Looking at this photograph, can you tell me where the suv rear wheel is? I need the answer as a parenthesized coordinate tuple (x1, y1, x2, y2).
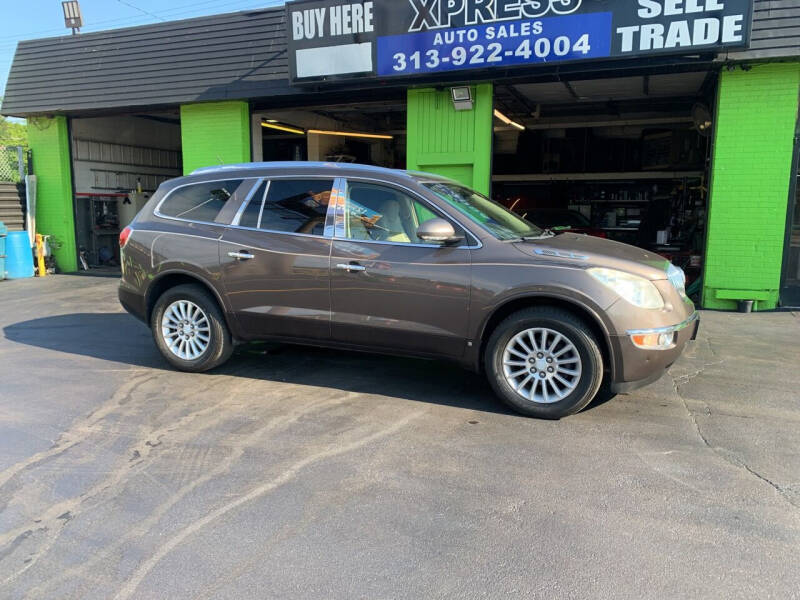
(151, 284, 233, 372)
(485, 307, 604, 419)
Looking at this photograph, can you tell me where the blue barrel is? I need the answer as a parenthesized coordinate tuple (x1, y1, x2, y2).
(0, 222, 6, 281)
(5, 231, 34, 279)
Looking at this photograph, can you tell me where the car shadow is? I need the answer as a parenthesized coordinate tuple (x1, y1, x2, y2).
(4, 312, 515, 416)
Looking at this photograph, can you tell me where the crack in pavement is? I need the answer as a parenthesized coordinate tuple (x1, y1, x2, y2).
(669, 364, 800, 513)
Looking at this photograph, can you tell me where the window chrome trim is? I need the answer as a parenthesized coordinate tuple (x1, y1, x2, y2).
(154, 177, 258, 226)
(256, 180, 271, 229)
(324, 177, 344, 238)
(335, 176, 483, 250)
(231, 178, 264, 227)
(332, 237, 473, 250)
(626, 312, 699, 336)
(224, 224, 335, 240)
(333, 177, 348, 240)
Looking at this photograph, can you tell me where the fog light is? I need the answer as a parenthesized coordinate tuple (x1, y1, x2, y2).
(631, 332, 676, 350)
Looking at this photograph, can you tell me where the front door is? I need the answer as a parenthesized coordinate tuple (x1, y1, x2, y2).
(220, 177, 335, 341)
(330, 179, 472, 358)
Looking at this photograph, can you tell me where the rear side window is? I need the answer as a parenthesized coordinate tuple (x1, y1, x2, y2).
(240, 179, 334, 236)
(159, 179, 244, 223)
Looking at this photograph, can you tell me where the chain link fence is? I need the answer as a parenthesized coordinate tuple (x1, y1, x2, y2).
(0, 146, 28, 183)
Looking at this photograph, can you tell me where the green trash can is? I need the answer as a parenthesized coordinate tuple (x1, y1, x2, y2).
(0, 222, 7, 281)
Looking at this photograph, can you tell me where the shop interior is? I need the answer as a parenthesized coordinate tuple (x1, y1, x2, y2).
(70, 112, 182, 269)
(251, 99, 407, 168)
(65, 77, 716, 289)
(783, 169, 800, 305)
(491, 71, 715, 295)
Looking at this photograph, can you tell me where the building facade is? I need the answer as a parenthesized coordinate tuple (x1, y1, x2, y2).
(2, 0, 799, 309)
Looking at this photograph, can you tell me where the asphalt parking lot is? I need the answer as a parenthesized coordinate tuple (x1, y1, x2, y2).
(0, 274, 799, 599)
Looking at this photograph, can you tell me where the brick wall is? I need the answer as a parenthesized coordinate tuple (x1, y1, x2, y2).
(27, 115, 77, 273)
(703, 62, 800, 311)
(180, 101, 251, 175)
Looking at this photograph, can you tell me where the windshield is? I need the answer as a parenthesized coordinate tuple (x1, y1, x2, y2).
(422, 182, 543, 241)
(527, 210, 590, 228)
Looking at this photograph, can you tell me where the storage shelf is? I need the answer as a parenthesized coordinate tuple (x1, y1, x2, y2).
(493, 171, 703, 183)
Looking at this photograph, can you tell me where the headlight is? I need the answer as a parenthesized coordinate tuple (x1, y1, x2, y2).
(667, 263, 687, 297)
(588, 267, 665, 309)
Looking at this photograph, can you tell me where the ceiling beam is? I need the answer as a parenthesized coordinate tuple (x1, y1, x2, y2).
(517, 115, 694, 130)
(504, 85, 540, 117)
(562, 81, 581, 101)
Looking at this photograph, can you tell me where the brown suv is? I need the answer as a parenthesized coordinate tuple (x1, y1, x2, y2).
(119, 162, 698, 419)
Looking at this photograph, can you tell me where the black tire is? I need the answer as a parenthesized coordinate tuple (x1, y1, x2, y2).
(150, 284, 233, 372)
(484, 307, 604, 419)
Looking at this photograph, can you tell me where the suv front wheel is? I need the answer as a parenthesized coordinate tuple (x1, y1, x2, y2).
(151, 284, 233, 372)
(485, 307, 604, 419)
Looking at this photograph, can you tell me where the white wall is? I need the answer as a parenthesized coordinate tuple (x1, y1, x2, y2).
(70, 115, 181, 194)
(71, 115, 181, 149)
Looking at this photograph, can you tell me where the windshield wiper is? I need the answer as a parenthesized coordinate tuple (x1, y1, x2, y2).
(521, 229, 555, 240)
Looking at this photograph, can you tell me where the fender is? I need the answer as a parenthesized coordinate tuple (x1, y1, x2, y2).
(145, 266, 235, 332)
(471, 286, 618, 379)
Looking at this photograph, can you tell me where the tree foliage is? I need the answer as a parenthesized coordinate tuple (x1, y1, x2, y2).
(0, 97, 28, 148)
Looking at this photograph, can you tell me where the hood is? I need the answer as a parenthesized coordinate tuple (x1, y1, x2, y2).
(513, 233, 671, 280)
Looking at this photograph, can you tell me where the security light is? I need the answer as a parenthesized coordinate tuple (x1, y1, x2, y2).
(450, 87, 473, 111)
(62, 1, 83, 35)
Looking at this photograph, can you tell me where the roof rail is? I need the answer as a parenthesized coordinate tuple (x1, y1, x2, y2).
(191, 161, 406, 176)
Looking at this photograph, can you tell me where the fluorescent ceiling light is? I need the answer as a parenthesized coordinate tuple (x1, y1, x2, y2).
(494, 109, 525, 131)
(265, 119, 278, 123)
(262, 122, 305, 135)
(308, 129, 393, 140)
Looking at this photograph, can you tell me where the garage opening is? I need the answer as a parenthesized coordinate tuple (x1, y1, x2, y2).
(70, 112, 182, 271)
(492, 71, 715, 299)
(251, 99, 406, 168)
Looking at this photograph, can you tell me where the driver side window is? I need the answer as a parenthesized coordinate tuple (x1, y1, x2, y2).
(344, 182, 449, 246)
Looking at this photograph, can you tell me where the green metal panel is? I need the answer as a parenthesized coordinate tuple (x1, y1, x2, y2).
(180, 101, 251, 175)
(703, 62, 800, 311)
(407, 84, 493, 195)
(27, 116, 77, 273)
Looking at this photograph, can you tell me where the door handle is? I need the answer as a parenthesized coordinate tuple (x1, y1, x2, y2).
(228, 251, 255, 261)
(336, 263, 366, 273)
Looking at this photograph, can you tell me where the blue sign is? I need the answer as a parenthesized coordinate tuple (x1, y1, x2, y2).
(286, 0, 754, 83)
(377, 12, 612, 77)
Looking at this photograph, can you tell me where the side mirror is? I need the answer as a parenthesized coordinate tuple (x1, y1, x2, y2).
(416, 218, 461, 245)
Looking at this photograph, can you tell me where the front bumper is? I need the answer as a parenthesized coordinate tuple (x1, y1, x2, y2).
(609, 313, 700, 394)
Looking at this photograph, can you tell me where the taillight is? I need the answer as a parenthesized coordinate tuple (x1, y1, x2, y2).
(119, 226, 133, 249)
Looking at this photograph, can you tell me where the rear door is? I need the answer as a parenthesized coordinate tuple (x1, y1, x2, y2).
(151, 177, 255, 281)
(219, 177, 335, 342)
(330, 178, 472, 358)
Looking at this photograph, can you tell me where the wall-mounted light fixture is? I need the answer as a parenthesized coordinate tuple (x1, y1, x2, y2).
(493, 109, 525, 131)
(450, 87, 474, 111)
(308, 129, 393, 140)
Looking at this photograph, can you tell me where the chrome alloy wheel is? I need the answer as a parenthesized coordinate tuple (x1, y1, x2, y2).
(502, 327, 583, 404)
(161, 300, 211, 361)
